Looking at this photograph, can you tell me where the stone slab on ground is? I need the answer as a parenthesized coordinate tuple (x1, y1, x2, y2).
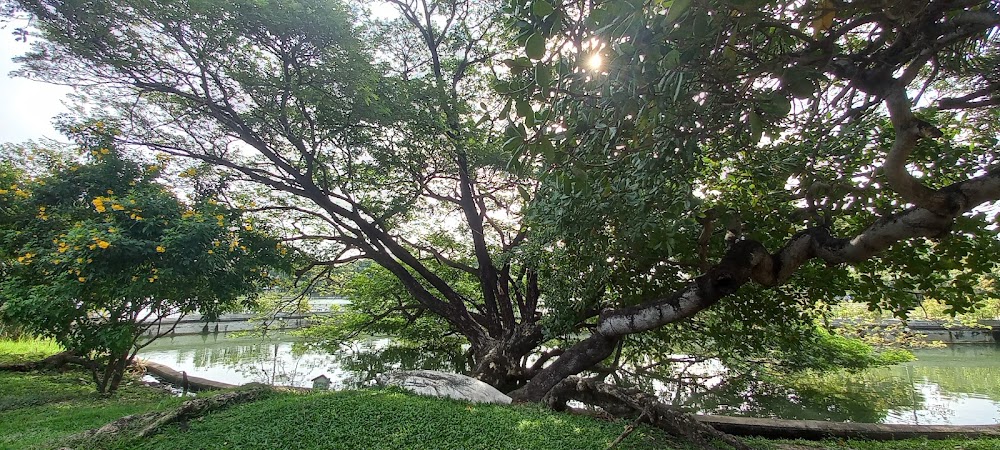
(377, 370, 512, 404)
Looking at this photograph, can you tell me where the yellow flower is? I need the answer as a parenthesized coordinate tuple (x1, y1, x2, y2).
(0, 189, 8, 194)
(148, 277, 156, 283)
(88, 244, 97, 250)
(156, 246, 166, 253)
(97, 240, 111, 249)
(182, 210, 195, 218)
(92, 197, 107, 213)
(112, 204, 125, 211)
(108, 227, 117, 233)
(207, 249, 214, 254)
(100, 149, 110, 155)
(244, 224, 253, 231)
(78, 277, 86, 282)
(131, 213, 143, 221)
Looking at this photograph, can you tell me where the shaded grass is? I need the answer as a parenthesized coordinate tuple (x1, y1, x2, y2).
(0, 337, 63, 365)
(0, 368, 185, 450)
(2, 344, 997, 450)
(95, 388, 675, 450)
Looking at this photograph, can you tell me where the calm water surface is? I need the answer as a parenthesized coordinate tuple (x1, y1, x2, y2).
(137, 334, 1000, 425)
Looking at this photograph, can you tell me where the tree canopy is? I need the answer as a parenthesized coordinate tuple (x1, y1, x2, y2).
(8, 0, 1000, 426)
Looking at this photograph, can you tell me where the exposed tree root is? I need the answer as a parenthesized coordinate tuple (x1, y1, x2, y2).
(546, 377, 752, 450)
(62, 384, 273, 447)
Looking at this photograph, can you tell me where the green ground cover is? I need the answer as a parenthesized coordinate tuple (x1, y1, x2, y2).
(0, 369, 186, 449)
(2, 340, 999, 450)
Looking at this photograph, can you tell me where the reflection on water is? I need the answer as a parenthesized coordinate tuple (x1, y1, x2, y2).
(682, 345, 1000, 425)
(138, 335, 1000, 425)
(137, 333, 465, 390)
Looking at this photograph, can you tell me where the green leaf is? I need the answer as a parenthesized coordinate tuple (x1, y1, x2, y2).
(532, 0, 555, 17)
(535, 62, 553, 87)
(502, 135, 524, 153)
(665, 0, 692, 23)
(783, 72, 815, 98)
(499, 99, 512, 117)
(538, 137, 556, 163)
(517, 185, 531, 201)
(663, 49, 681, 69)
(749, 110, 762, 143)
(525, 33, 545, 60)
(515, 99, 534, 119)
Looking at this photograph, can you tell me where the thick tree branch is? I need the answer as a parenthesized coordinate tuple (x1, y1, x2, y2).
(513, 168, 1000, 402)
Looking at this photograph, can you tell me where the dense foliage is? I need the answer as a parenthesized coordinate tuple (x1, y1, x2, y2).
(8, 0, 1000, 425)
(0, 123, 290, 393)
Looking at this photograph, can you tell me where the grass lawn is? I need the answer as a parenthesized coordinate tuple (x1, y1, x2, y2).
(0, 368, 187, 450)
(0, 336, 63, 365)
(94, 388, 678, 450)
(3, 338, 999, 450)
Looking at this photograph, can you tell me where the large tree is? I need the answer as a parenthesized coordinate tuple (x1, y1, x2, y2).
(11, 0, 1000, 415)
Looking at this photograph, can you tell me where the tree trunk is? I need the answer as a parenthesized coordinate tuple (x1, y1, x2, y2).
(470, 323, 545, 392)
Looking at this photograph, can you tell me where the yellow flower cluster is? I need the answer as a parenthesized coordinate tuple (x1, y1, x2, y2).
(1, 184, 29, 198)
(37, 206, 48, 221)
(92, 197, 108, 213)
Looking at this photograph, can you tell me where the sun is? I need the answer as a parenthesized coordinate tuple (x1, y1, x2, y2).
(586, 53, 603, 70)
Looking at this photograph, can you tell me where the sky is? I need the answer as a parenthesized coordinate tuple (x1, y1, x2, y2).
(1, 35, 71, 144)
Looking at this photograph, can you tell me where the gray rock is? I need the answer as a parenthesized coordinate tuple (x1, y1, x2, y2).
(377, 370, 512, 404)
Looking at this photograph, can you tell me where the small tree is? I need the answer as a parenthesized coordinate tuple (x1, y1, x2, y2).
(0, 123, 290, 393)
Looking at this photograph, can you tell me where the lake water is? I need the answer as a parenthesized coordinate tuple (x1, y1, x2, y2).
(137, 333, 1000, 425)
